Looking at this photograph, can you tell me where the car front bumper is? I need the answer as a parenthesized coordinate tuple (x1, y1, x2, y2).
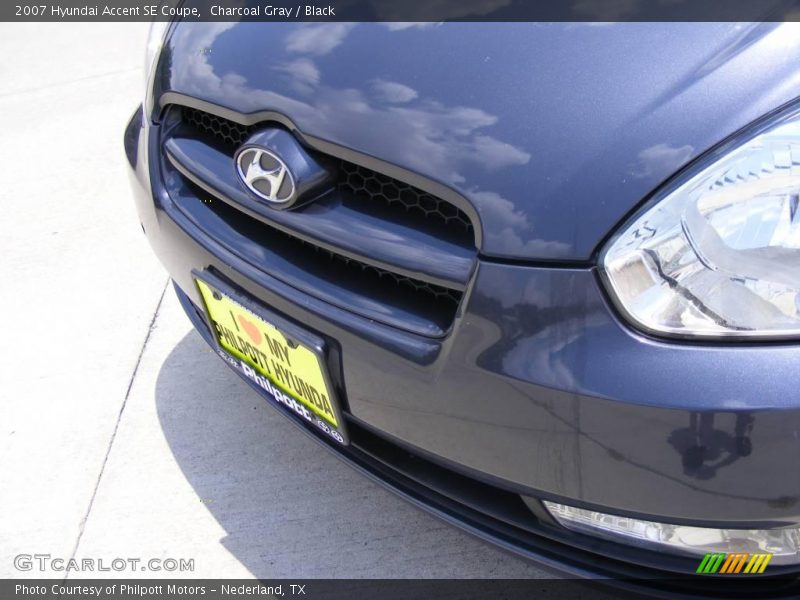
(126, 105, 800, 590)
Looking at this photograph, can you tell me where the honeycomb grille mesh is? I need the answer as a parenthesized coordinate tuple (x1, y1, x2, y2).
(183, 106, 256, 147)
(338, 162, 473, 233)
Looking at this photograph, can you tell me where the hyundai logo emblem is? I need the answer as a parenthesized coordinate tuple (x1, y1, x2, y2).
(236, 147, 296, 205)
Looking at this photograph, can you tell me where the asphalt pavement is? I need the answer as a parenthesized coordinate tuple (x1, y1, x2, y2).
(0, 22, 550, 579)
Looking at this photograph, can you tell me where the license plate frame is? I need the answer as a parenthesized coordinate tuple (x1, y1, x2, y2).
(193, 271, 347, 445)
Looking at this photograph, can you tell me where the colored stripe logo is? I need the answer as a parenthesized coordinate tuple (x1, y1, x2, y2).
(696, 552, 773, 574)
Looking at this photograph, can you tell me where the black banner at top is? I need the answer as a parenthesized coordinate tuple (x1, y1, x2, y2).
(4, 0, 800, 22)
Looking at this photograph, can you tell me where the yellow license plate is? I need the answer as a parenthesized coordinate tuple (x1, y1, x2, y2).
(195, 276, 346, 444)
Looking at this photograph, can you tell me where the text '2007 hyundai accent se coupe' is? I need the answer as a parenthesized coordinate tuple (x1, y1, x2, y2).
(126, 21, 800, 593)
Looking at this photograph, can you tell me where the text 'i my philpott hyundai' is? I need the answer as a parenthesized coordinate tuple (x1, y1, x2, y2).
(126, 20, 800, 594)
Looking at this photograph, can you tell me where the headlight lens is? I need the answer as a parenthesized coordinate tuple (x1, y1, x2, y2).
(544, 501, 800, 566)
(601, 112, 800, 339)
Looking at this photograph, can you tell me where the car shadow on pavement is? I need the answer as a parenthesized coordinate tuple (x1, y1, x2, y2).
(154, 330, 550, 579)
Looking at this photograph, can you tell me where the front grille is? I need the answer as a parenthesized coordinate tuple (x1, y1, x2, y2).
(165, 104, 477, 336)
(181, 106, 475, 243)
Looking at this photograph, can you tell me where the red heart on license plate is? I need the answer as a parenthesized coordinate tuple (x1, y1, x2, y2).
(237, 314, 262, 345)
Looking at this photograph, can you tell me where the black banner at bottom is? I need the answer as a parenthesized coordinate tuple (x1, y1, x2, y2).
(5, 578, 800, 600)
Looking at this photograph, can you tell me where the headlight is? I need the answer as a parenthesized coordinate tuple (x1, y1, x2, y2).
(143, 20, 171, 115)
(544, 501, 800, 567)
(601, 109, 800, 339)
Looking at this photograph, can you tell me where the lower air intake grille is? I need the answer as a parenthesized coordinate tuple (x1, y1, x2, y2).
(299, 238, 463, 308)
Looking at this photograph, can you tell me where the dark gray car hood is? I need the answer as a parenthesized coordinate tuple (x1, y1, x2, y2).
(159, 22, 800, 260)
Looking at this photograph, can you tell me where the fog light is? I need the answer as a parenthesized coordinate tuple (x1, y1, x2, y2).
(543, 501, 800, 565)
